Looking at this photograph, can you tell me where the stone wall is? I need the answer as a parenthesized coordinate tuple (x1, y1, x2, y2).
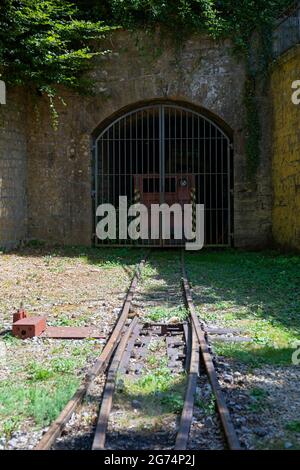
(1, 31, 273, 249)
(271, 46, 300, 251)
(0, 88, 27, 249)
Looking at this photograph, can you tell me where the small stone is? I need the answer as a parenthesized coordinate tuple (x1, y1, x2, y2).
(234, 371, 242, 377)
(131, 400, 142, 410)
(233, 404, 242, 411)
(241, 426, 251, 434)
(205, 417, 214, 428)
(284, 442, 293, 449)
(253, 427, 268, 437)
(235, 416, 247, 427)
(222, 362, 231, 369)
(223, 373, 233, 384)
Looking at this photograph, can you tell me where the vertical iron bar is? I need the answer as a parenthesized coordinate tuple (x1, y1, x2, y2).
(180, 110, 183, 179)
(215, 131, 218, 245)
(227, 139, 231, 246)
(203, 118, 206, 246)
(95, 140, 99, 247)
(123, 117, 127, 246)
(159, 105, 165, 246)
(221, 137, 224, 245)
(209, 122, 212, 245)
(147, 109, 150, 179)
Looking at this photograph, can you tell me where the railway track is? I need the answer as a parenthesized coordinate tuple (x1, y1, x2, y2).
(35, 251, 241, 451)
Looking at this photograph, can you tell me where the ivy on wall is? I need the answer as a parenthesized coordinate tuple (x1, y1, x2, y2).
(0, 0, 294, 173)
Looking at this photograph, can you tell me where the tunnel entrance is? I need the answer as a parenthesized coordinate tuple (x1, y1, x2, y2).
(93, 102, 233, 247)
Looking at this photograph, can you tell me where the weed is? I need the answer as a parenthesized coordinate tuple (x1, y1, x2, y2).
(145, 306, 188, 322)
(3, 417, 21, 439)
(148, 339, 166, 353)
(27, 362, 54, 381)
(285, 420, 300, 433)
(160, 393, 184, 414)
(28, 378, 79, 426)
(51, 357, 77, 373)
(248, 387, 269, 412)
(196, 396, 216, 416)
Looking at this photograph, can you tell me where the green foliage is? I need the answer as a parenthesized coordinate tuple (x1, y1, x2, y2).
(285, 420, 300, 433)
(0, 0, 114, 96)
(248, 387, 269, 412)
(186, 249, 300, 366)
(109, 0, 222, 38)
(160, 393, 184, 414)
(196, 396, 216, 415)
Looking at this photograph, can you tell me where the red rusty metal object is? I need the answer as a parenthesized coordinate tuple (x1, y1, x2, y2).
(12, 317, 46, 339)
(13, 308, 28, 324)
(41, 327, 105, 340)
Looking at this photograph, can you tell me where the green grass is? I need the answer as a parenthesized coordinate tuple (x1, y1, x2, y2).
(0, 377, 79, 436)
(195, 396, 216, 416)
(116, 360, 186, 417)
(0, 341, 100, 440)
(51, 313, 86, 327)
(285, 420, 300, 433)
(214, 343, 296, 366)
(186, 250, 300, 366)
(248, 387, 270, 412)
(145, 306, 188, 322)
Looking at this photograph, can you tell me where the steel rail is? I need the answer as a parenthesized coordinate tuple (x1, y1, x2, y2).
(174, 323, 199, 450)
(34, 254, 148, 451)
(181, 251, 241, 450)
(92, 317, 139, 450)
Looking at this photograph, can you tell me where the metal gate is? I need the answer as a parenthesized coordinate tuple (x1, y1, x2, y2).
(93, 103, 232, 247)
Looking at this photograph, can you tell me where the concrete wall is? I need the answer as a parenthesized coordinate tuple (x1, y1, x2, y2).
(0, 31, 273, 249)
(0, 88, 27, 249)
(271, 46, 300, 251)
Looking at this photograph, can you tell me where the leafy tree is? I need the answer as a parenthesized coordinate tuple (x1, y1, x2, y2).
(0, 0, 114, 96)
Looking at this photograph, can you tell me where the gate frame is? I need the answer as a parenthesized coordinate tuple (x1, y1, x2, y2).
(91, 99, 234, 248)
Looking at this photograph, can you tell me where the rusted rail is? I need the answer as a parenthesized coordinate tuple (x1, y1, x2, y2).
(92, 317, 139, 450)
(181, 251, 241, 450)
(174, 324, 199, 450)
(34, 254, 148, 451)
